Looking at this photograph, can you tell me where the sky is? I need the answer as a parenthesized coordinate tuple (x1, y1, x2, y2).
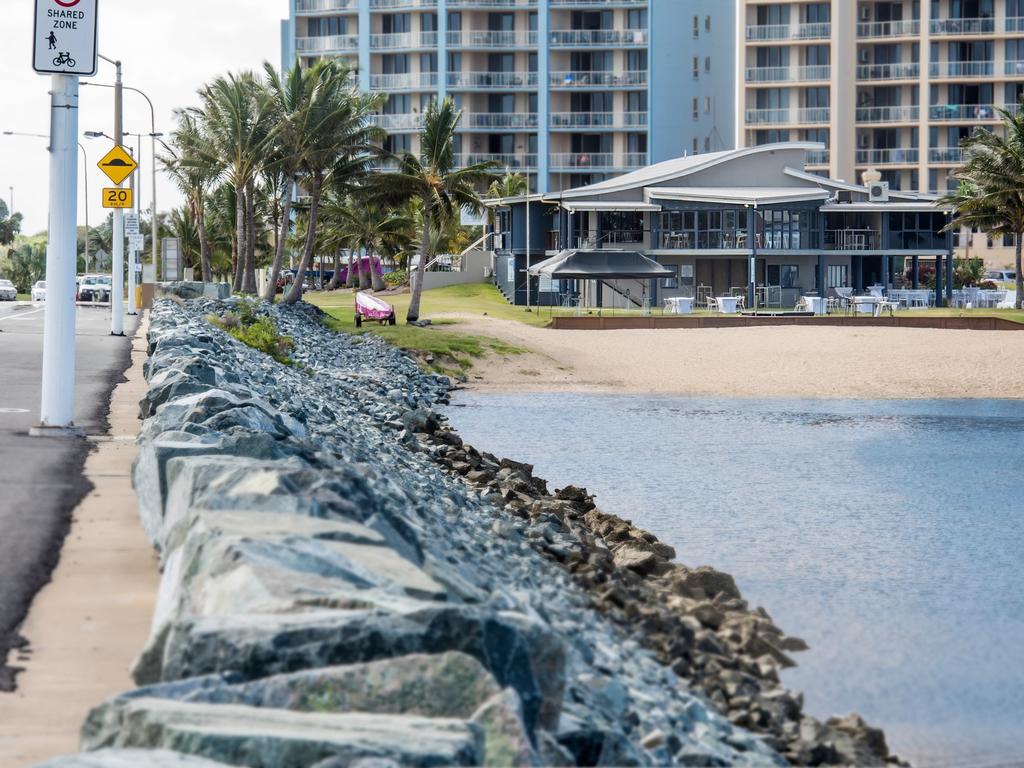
(0, 0, 289, 236)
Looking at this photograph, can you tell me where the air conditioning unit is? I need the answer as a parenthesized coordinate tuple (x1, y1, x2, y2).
(492, 234, 504, 250)
(868, 181, 890, 202)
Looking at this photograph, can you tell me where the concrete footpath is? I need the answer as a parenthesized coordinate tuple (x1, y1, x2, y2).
(0, 316, 159, 767)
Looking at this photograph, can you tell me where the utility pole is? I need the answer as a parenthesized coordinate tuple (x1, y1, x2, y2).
(101, 53, 125, 336)
(79, 143, 89, 273)
(127, 140, 138, 314)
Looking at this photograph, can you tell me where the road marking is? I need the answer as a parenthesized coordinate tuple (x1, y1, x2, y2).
(0, 308, 45, 323)
(0, 408, 30, 414)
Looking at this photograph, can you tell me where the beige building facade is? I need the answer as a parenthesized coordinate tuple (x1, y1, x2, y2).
(738, 0, 1024, 267)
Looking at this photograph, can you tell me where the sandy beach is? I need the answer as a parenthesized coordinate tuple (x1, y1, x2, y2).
(437, 314, 1024, 399)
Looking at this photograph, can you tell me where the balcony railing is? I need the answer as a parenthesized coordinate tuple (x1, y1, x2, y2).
(806, 149, 830, 165)
(550, 0, 647, 4)
(463, 112, 538, 129)
(549, 111, 648, 128)
(857, 19, 920, 37)
(931, 60, 995, 77)
(622, 152, 646, 168)
(796, 107, 830, 123)
(369, 0, 437, 7)
(370, 113, 425, 131)
(549, 28, 649, 46)
(824, 230, 881, 251)
(1005, 60, 1024, 76)
(929, 147, 965, 163)
(745, 108, 790, 125)
(550, 152, 616, 169)
(550, 70, 647, 87)
(856, 62, 920, 81)
(854, 148, 919, 165)
(296, 0, 356, 12)
(446, 30, 536, 48)
(458, 153, 537, 168)
(746, 24, 790, 41)
(929, 17, 996, 35)
(296, 34, 360, 53)
(447, 0, 536, 6)
(447, 71, 538, 88)
(368, 72, 438, 90)
(369, 32, 438, 49)
(1008, 17, 1024, 32)
(796, 23, 831, 39)
(856, 105, 919, 123)
(929, 104, 1000, 121)
(745, 65, 830, 83)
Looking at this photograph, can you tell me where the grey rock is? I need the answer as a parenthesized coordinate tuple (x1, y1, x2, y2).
(36, 750, 232, 767)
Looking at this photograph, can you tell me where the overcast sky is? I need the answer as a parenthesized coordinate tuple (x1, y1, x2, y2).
(0, 0, 289, 236)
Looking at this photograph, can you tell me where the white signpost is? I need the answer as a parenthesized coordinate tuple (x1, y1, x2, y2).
(31, 0, 98, 436)
(33, 0, 98, 77)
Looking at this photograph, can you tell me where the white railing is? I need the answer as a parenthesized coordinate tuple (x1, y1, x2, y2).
(447, 0, 536, 6)
(929, 104, 999, 120)
(857, 19, 920, 37)
(796, 107, 830, 123)
(550, 70, 647, 87)
(806, 149, 830, 165)
(369, 113, 425, 131)
(746, 24, 791, 41)
(745, 108, 790, 125)
(447, 71, 538, 88)
(796, 65, 830, 81)
(549, 111, 647, 128)
(856, 62, 920, 80)
(369, 32, 438, 49)
(457, 153, 537, 168)
(856, 105, 919, 123)
(296, 35, 360, 52)
(446, 30, 536, 47)
(745, 66, 791, 83)
(296, 0, 356, 12)
(549, 152, 616, 169)
(368, 72, 439, 90)
(369, 0, 437, 7)
(463, 112, 538, 129)
(929, 148, 964, 163)
(932, 60, 995, 77)
(549, 28, 649, 46)
(855, 148, 919, 165)
(929, 17, 996, 35)
(796, 22, 831, 39)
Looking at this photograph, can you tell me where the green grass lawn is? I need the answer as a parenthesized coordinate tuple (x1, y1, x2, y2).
(16, 293, 30, 302)
(309, 284, 530, 376)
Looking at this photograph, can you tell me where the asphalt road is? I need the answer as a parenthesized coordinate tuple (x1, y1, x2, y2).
(0, 301, 138, 690)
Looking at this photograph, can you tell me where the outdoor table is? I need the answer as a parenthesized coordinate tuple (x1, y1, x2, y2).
(850, 296, 882, 316)
(716, 296, 740, 314)
(802, 296, 826, 315)
(665, 296, 694, 315)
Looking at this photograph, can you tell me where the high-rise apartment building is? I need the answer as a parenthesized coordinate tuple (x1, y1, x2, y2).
(281, 0, 736, 194)
(739, 0, 1024, 263)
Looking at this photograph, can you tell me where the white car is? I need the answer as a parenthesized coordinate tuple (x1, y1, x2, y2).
(984, 270, 1017, 282)
(31, 280, 46, 302)
(0, 279, 16, 301)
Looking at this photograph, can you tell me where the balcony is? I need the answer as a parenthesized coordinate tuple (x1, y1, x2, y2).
(548, 28, 649, 47)
(368, 72, 438, 90)
(296, 34, 360, 53)
(745, 22, 831, 42)
(1008, 17, 1024, 32)
(854, 148, 919, 165)
(929, 17, 996, 35)
(796, 23, 831, 39)
(929, 104, 1000, 121)
(457, 153, 536, 169)
(856, 62, 920, 81)
(446, 30, 536, 48)
(296, 0, 357, 13)
(796, 107, 830, 123)
(549, 0, 647, 5)
(856, 105, 919, 123)
(744, 65, 830, 83)
(447, 71, 538, 89)
(806, 149, 830, 165)
(549, 111, 648, 129)
(824, 229, 882, 250)
(369, 0, 436, 8)
(447, 0, 536, 6)
(370, 113, 425, 131)
(1006, 60, 1024, 76)
(369, 32, 438, 50)
(550, 70, 647, 87)
(463, 112, 538, 129)
(856, 19, 920, 38)
(745, 108, 790, 125)
(931, 60, 995, 78)
(549, 153, 643, 170)
(929, 147, 965, 164)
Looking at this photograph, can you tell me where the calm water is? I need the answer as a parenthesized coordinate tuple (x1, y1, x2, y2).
(443, 394, 1024, 768)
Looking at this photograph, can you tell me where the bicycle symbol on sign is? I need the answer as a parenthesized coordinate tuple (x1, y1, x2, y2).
(53, 51, 76, 67)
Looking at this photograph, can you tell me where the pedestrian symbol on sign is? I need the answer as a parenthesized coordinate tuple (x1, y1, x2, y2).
(47, 31, 57, 50)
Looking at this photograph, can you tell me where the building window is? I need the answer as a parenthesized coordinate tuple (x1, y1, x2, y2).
(827, 264, 848, 288)
(767, 264, 799, 288)
(693, 16, 699, 37)
(705, 15, 712, 32)
(307, 16, 348, 36)
(693, 138, 699, 154)
(692, 98, 699, 119)
(693, 57, 700, 78)
(705, 96, 712, 113)
(705, 56, 712, 72)
(704, 136, 711, 152)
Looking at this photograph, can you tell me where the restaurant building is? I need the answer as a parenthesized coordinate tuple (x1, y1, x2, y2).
(487, 142, 954, 309)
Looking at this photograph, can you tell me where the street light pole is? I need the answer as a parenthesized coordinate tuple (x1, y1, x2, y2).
(96, 54, 125, 336)
(82, 81, 159, 289)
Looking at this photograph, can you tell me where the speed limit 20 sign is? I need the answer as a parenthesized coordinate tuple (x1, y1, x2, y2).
(102, 188, 133, 209)
(33, 0, 99, 77)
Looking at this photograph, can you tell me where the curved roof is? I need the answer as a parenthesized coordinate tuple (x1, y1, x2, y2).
(529, 250, 675, 280)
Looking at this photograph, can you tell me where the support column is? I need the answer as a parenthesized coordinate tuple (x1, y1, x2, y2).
(537, 0, 550, 194)
(935, 254, 944, 307)
(817, 253, 825, 295)
(854, 255, 864, 291)
(912, 255, 920, 288)
(946, 248, 954, 305)
(882, 254, 891, 290)
(747, 206, 756, 308)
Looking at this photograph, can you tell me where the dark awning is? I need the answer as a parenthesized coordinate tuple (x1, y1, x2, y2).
(528, 250, 674, 280)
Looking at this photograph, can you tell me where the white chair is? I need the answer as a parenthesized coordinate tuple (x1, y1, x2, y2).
(705, 296, 718, 312)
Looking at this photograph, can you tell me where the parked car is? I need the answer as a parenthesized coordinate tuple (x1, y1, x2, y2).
(984, 270, 1017, 282)
(0, 279, 16, 301)
(76, 274, 112, 302)
(31, 280, 47, 302)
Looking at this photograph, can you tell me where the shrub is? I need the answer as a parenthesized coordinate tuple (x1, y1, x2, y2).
(230, 316, 294, 365)
(383, 270, 407, 287)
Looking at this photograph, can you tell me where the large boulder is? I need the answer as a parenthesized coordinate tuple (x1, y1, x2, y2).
(36, 751, 232, 767)
(80, 698, 483, 767)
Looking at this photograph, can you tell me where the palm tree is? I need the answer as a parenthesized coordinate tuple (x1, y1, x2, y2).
(320, 189, 415, 292)
(161, 110, 218, 281)
(196, 71, 277, 294)
(940, 104, 1024, 308)
(169, 207, 200, 272)
(282, 66, 383, 305)
(0, 200, 22, 246)
(387, 98, 498, 323)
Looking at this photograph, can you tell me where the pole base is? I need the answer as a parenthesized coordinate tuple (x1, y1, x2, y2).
(110, 331, 125, 337)
(29, 424, 86, 439)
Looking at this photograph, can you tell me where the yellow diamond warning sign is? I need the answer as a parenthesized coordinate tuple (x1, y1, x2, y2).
(97, 145, 137, 185)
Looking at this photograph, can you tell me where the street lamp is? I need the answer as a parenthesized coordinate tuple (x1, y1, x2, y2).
(3, 130, 91, 271)
(81, 80, 161, 288)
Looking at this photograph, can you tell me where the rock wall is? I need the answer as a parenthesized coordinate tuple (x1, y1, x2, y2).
(43, 299, 798, 768)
